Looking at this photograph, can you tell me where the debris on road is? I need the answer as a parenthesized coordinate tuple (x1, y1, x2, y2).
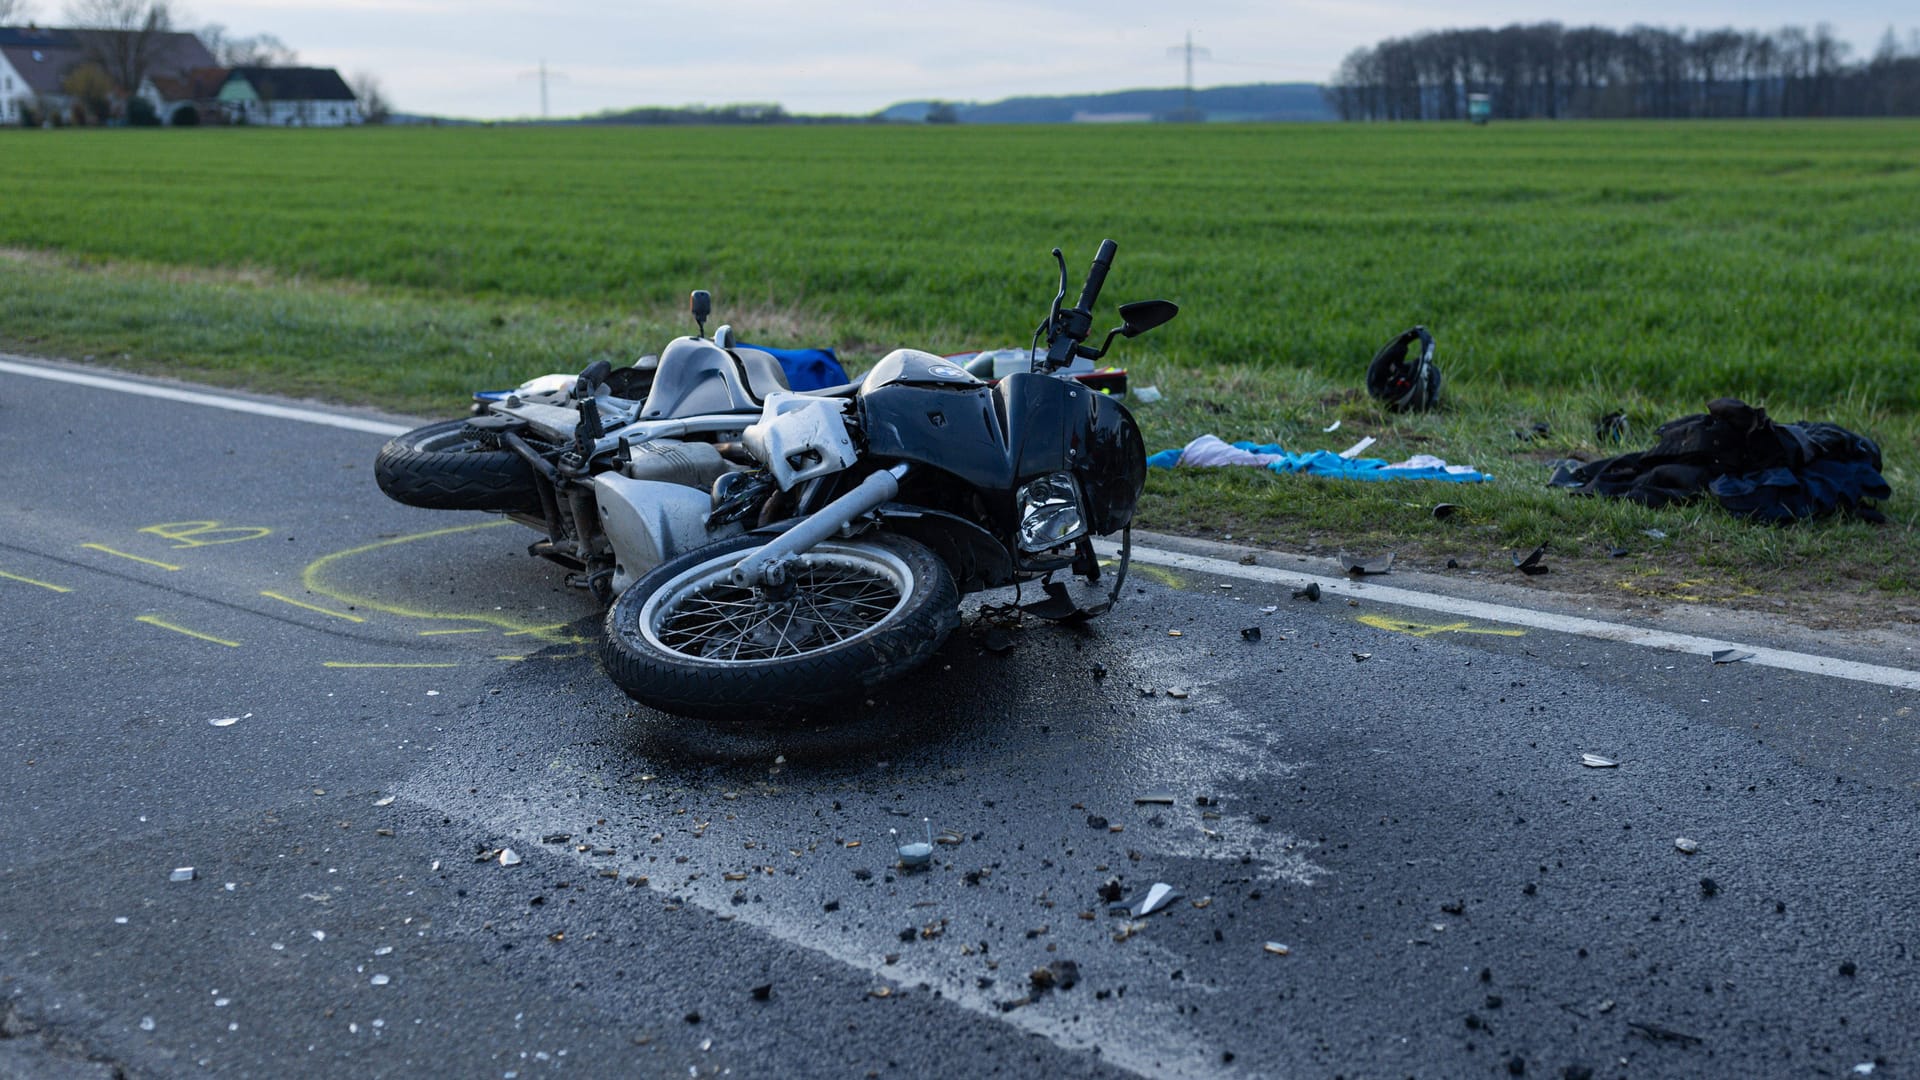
(1711, 648, 1756, 665)
(1263, 942, 1291, 956)
(1322, 419, 1341, 433)
(498, 848, 523, 867)
(1240, 626, 1262, 641)
(1580, 754, 1619, 768)
(207, 713, 249, 727)
(750, 983, 772, 1001)
(1134, 791, 1175, 805)
(895, 821, 934, 870)
(1113, 882, 1181, 917)
(373, 795, 396, 807)
(168, 867, 196, 883)
(1352, 652, 1372, 662)
(1512, 544, 1550, 576)
(1344, 553, 1394, 576)
(1293, 584, 1321, 602)
(1675, 837, 1700, 854)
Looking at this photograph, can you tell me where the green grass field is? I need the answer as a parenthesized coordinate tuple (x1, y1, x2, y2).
(1, 122, 1913, 617)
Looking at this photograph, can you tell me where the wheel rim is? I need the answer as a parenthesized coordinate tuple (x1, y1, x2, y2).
(637, 543, 914, 665)
(418, 426, 489, 453)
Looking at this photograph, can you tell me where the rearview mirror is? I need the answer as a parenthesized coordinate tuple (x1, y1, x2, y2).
(1117, 299, 1178, 338)
(689, 290, 712, 336)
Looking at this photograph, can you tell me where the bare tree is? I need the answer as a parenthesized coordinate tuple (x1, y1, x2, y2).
(350, 70, 390, 123)
(0, 0, 40, 25)
(63, 0, 173, 92)
(200, 23, 297, 67)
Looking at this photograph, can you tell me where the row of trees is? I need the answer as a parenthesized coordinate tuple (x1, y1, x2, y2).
(1327, 23, 1920, 120)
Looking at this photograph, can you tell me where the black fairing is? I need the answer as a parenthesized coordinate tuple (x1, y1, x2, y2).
(859, 362, 1144, 538)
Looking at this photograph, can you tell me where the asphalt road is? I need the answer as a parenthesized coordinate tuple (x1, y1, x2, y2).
(2, 357, 1917, 1080)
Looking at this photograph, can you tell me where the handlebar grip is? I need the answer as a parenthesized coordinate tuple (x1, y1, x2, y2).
(1074, 239, 1118, 312)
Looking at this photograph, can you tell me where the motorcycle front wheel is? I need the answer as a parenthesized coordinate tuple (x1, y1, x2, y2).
(600, 533, 958, 720)
(374, 418, 544, 513)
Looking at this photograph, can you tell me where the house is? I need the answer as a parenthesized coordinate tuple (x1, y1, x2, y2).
(139, 66, 230, 125)
(1, 25, 215, 124)
(218, 66, 360, 127)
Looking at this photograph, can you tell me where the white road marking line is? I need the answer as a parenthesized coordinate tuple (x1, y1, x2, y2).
(1099, 540, 1920, 692)
(8, 354, 1909, 692)
(0, 356, 411, 437)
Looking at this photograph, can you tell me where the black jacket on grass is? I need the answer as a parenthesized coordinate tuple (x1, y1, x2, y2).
(1550, 398, 1890, 524)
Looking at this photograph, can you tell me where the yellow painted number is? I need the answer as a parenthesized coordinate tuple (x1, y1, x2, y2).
(1357, 614, 1526, 639)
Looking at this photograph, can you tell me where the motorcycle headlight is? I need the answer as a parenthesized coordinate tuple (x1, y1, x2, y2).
(1016, 472, 1087, 553)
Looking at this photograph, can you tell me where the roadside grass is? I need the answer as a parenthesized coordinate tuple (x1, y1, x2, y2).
(0, 122, 1912, 624)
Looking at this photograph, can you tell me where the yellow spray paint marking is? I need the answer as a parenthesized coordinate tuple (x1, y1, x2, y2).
(1130, 564, 1185, 589)
(418, 628, 489, 636)
(261, 590, 366, 622)
(1617, 578, 1759, 603)
(322, 657, 460, 664)
(301, 522, 585, 646)
(0, 569, 71, 593)
(82, 544, 182, 571)
(136, 615, 240, 647)
(1357, 613, 1526, 639)
(140, 521, 272, 548)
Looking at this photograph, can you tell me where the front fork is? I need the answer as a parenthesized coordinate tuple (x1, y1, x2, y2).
(727, 464, 910, 589)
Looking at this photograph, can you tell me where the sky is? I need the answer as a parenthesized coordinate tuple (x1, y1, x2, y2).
(16, 0, 1919, 118)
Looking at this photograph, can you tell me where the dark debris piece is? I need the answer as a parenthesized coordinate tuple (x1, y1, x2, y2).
(1096, 877, 1125, 903)
(1596, 411, 1630, 443)
(1432, 503, 1463, 519)
(1292, 583, 1321, 602)
(1608, 546, 1630, 558)
(750, 983, 772, 1002)
(1512, 545, 1550, 576)
(1344, 552, 1394, 576)
(1240, 626, 1262, 642)
(1626, 1021, 1703, 1046)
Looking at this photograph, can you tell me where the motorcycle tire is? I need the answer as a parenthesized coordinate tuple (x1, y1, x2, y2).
(600, 533, 959, 721)
(374, 418, 544, 513)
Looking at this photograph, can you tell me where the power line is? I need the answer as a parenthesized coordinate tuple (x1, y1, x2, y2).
(517, 59, 569, 119)
(1165, 31, 1212, 115)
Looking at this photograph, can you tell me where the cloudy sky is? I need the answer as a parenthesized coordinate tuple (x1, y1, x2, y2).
(32, 0, 1919, 118)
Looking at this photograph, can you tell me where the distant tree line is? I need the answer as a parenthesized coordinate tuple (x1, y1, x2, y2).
(1326, 23, 1920, 120)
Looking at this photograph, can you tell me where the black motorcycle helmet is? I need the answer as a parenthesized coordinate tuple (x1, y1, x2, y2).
(1365, 325, 1441, 412)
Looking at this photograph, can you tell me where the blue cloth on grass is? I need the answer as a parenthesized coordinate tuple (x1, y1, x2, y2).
(742, 343, 851, 391)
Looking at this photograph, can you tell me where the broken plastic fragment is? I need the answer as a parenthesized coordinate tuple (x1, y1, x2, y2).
(1710, 648, 1755, 665)
(1240, 626, 1262, 642)
(207, 714, 248, 727)
(1431, 503, 1462, 520)
(498, 848, 523, 867)
(1263, 942, 1291, 956)
(138, 1016, 155, 1032)
(1165, 688, 1189, 699)
(169, 867, 196, 883)
(1259, 605, 1278, 614)
(370, 974, 390, 986)
(1674, 837, 1699, 854)
(1643, 528, 1667, 540)
(1344, 553, 1394, 576)
(1608, 546, 1630, 558)
(1292, 583, 1320, 602)
(1352, 652, 1372, 662)
(896, 820, 934, 869)
(1134, 791, 1175, 806)
(1580, 754, 1619, 768)
(373, 795, 396, 807)
(1129, 882, 1181, 917)
(1322, 419, 1341, 433)
(1131, 385, 1162, 404)
(1512, 544, 1549, 575)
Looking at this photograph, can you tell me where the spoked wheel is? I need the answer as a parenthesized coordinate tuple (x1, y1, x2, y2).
(374, 418, 544, 513)
(600, 533, 958, 720)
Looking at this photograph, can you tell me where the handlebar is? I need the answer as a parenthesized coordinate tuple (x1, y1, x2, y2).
(1075, 239, 1117, 314)
(1036, 239, 1119, 371)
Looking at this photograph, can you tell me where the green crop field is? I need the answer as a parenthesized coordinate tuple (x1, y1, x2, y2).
(0, 122, 1914, 617)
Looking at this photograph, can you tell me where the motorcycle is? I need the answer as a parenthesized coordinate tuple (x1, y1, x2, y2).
(596, 239, 1176, 719)
(373, 297, 844, 601)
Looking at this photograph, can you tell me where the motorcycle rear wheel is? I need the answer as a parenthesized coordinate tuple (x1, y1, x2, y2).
(374, 418, 544, 513)
(600, 533, 958, 720)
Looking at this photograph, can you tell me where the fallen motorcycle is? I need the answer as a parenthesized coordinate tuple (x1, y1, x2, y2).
(373, 298, 844, 600)
(598, 239, 1175, 719)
